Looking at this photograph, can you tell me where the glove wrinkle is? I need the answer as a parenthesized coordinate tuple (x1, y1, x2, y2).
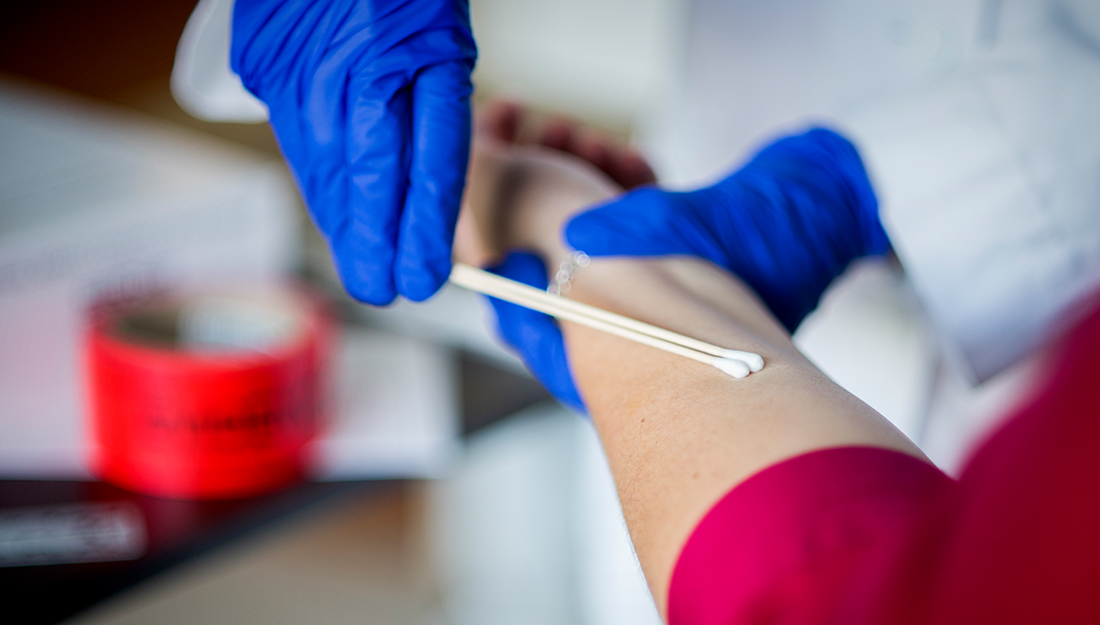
(232, 0, 476, 305)
(399, 60, 473, 300)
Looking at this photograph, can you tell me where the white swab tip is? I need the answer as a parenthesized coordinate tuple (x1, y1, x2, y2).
(714, 358, 751, 379)
(722, 350, 764, 372)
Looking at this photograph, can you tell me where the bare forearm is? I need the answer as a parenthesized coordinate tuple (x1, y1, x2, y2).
(563, 258, 924, 614)
(459, 141, 926, 617)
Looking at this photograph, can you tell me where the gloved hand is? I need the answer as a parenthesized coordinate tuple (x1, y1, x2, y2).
(489, 128, 890, 411)
(485, 252, 586, 414)
(568, 127, 890, 332)
(232, 0, 477, 305)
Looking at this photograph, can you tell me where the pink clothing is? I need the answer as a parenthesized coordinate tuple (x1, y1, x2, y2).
(670, 299, 1100, 624)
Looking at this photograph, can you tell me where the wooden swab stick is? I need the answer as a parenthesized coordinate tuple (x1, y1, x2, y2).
(449, 263, 763, 378)
(457, 263, 764, 372)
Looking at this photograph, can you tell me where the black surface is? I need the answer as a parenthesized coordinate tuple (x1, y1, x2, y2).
(459, 350, 553, 435)
(0, 479, 372, 625)
(0, 351, 550, 625)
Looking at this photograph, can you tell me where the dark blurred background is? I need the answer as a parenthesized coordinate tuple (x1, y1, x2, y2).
(0, 0, 281, 152)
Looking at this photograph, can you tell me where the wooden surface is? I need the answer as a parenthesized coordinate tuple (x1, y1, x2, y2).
(67, 484, 443, 625)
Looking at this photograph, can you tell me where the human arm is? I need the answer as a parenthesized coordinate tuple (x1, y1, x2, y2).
(457, 139, 928, 617)
(474, 123, 890, 411)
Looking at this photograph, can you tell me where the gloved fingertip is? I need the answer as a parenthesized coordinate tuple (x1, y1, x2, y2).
(487, 251, 550, 289)
(343, 278, 398, 307)
(865, 218, 892, 257)
(398, 258, 452, 302)
(559, 394, 588, 416)
(337, 257, 397, 306)
(563, 188, 654, 250)
(563, 210, 610, 254)
(481, 252, 586, 412)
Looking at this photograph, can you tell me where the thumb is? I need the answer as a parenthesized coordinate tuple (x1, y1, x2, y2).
(564, 187, 696, 259)
(485, 252, 586, 414)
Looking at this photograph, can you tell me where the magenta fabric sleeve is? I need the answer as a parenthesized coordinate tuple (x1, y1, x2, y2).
(669, 294, 1100, 625)
(668, 447, 952, 625)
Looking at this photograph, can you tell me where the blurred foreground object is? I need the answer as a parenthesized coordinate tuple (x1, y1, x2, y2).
(86, 286, 331, 500)
(0, 81, 460, 482)
(0, 80, 298, 477)
(172, 0, 269, 123)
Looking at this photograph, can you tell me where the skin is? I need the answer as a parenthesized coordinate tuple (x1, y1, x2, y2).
(456, 111, 928, 620)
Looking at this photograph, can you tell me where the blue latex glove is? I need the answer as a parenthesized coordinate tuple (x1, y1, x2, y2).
(568, 128, 890, 332)
(489, 128, 890, 411)
(485, 252, 586, 414)
(232, 0, 477, 305)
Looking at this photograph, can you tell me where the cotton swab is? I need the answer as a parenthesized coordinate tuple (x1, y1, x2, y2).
(458, 263, 764, 372)
(449, 263, 763, 379)
(456, 267, 750, 377)
(450, 263, 757, 377)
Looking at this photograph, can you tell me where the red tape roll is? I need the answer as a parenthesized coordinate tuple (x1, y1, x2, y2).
(86, 286, 331, 500)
